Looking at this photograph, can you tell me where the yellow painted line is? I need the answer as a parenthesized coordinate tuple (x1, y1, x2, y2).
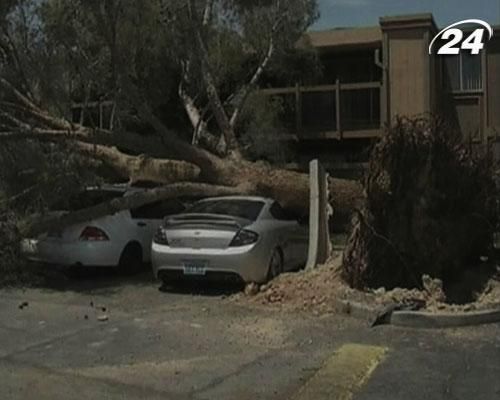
(292, 344, 388, 400)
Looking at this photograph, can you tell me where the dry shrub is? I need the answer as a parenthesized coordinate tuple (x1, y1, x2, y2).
(342, 116, 497, 290)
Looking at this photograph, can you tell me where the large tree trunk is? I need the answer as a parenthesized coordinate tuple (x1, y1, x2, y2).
(24, 183, 246, 237)
(2, 76, 363, 237)
(21, 160, 363, 237)
(209, 159, 363, 218)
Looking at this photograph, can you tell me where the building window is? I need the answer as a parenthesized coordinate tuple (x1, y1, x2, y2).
(444, 53, 482, 92)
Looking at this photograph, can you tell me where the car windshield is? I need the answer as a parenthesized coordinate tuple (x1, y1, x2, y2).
(185, 199, 265, 221)
(50, 189, 124, 211)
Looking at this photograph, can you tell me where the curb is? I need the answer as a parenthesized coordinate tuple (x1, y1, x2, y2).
(389, 309, 500, 329)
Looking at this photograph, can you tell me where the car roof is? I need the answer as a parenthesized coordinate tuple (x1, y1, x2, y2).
(196, 196, 275, 205)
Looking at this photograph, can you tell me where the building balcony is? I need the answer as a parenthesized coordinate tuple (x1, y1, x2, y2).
(261, 80, 382, 140)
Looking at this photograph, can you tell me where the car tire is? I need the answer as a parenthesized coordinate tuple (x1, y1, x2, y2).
(267, 248, 283, 281)
(118, 243, 143, 274)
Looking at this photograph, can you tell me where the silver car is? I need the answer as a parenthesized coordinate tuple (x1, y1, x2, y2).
(151, 196, 309, 284)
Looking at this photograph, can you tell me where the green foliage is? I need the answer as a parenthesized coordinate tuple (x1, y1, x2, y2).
(0, 141, 98, 212)
(237, 92, 293, 164)
(263, 47, 322, 87)
(0, 141, 100, 285)
(3, 0, 319, 135)
(160, 0, 319, 102)
(41, 0, 178, 108)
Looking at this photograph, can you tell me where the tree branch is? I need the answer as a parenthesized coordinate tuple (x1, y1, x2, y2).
(74, 141, 201, 184)
(202, 0, 214, 26)
(23, 182, 247, 237)
(0, 26, 35, 101)
(186, 0, 240, 157)
(120, 74, 225, 175)
(229, 36, 275, 127)
(0, 77, 41, 113)
(178, 72, 225, 156)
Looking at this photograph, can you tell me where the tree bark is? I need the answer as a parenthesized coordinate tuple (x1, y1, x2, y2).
(23, 182, 246, 237)
(216, 159, 364, 218)
(75, 142, 201, 184)
(21, 161, 364, 237)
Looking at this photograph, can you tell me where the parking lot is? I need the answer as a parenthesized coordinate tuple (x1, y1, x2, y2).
(1, 270, 500, 400)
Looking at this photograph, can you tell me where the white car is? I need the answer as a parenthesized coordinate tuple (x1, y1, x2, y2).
(20, 185, 185, 271)
(151, 196, 309, 284)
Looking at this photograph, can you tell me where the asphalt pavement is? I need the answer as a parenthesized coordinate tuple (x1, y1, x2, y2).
(0, 270, 499, 400)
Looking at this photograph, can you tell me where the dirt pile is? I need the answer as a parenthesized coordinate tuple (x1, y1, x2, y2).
(233, 256, 500, 315)
(232, 253, 359, 314)
(474, 269, 500, 307)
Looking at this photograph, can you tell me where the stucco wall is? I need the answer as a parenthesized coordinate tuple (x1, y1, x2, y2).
(487, 36, 500, 133)
(387, 28, 430, 118)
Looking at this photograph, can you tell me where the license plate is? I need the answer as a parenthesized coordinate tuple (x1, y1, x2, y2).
(183, 261, 207, 276)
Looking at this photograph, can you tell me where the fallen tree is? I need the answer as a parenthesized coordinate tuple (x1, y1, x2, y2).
(0, 75, 363, 235)
(22, 182, 244, 237)
(342, 116, 497, 290)
(0, 0, 363, 237)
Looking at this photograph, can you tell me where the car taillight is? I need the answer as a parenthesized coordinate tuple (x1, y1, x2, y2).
(229, 229, 259, 247)
(154, 226, 169, 245)
(79, 226, 109, 241)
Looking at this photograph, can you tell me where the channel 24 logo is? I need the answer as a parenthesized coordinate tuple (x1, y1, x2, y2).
(429, 19, 494, 55)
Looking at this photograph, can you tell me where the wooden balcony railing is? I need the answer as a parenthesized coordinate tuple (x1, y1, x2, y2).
(260, 80, 382, 140)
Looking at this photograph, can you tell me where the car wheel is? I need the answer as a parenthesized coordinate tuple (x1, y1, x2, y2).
(118, 243, 143, 274)
(267, 248, 283, 281)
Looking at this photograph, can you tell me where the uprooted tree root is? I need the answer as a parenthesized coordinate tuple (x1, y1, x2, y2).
(342, 116, 497, 292)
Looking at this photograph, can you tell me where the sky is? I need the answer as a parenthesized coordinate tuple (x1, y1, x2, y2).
(313, 0, 500, 30)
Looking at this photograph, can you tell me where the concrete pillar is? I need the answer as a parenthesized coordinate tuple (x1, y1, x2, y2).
(380, 14, 438, 120)
(306, 160, 331, 269)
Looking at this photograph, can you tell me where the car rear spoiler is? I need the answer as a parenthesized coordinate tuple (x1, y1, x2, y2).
(164, 214, 244, 229)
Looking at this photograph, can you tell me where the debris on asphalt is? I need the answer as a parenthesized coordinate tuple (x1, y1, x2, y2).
(475, 277, 500, 307)
(422, 275, 446, 303)
(18, 301, 29, 310)
(244, 283, 259, 296)
(232, 253, 355, 314)
(84, 315, 89, 320)
(97, 315, 109, 322)
(231, 252, 500, 316)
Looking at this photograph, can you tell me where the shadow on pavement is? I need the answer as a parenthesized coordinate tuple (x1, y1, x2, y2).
(19, 262, 244, 298)
(159, 280, 244, 297)
(19, 262, 156, 294)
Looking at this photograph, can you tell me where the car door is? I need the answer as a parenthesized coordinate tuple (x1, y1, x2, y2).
(130, 200, 185, 261)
